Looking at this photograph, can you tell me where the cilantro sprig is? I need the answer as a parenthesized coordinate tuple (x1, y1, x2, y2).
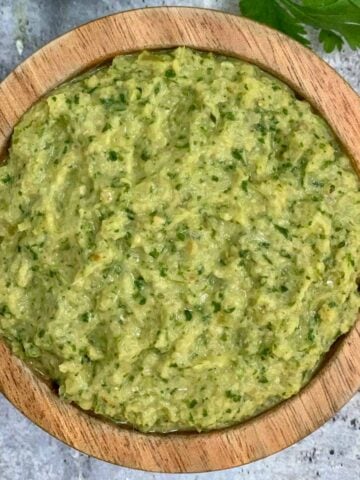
(240, 0, 360, 52)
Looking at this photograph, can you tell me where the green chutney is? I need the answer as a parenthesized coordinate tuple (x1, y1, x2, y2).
(0, 48, 359, 432)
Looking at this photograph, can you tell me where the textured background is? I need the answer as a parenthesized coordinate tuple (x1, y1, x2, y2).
(0, 1, 359, 479)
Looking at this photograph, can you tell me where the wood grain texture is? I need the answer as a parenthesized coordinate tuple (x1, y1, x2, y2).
(0, 7, 359, 473)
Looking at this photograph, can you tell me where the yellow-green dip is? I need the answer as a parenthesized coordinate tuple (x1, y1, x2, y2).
(0, 48, 359, 432)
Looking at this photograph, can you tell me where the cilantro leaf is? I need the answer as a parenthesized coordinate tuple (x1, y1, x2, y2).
(240, 0, 360, 52)
(241, 0, 309, 46)
(283, 0, 360, 49)
(319, 29, 344, 52)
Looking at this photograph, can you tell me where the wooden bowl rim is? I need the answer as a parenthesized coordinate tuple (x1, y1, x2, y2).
(0, 6, 359, 473)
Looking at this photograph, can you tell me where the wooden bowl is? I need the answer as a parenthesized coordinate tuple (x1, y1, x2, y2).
(0, 7, 359, 473)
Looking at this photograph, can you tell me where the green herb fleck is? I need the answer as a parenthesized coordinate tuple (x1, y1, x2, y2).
(108, 150, 118, 161)
(80, 312, 90, 323)
(241, 180, 248, 192)
(274, 224, 289, 239)
(165, 68, 176, 78)
(189, 399, 197, 408)
(212, 301, 221, 313)
(231, 148, 244, 161)
(134, 276, 146, 290)
(225, 390, 241, 402)
(184, 309, 193, 321)
(1, 174, 13, 184)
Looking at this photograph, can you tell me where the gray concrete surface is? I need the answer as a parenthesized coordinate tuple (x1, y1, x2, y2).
(0, 1, 359, 479)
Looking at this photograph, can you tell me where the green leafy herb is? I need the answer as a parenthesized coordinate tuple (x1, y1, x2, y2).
(125, 207, 136, 220)
(80, 312, 90, 323)
(0, 304, 10, 316)
(225, 390, 242, 402)
(274, 224, 290, 238)
(241, 180, 248, 193)
(184, 309, 193, 321)
(149, 248, 160, 259)
(231, 148, 244, 161)
(1, 174, 13, 184)
(165, 68, 176, 78)
(212, 301, 221, 313)
(134, 275, 146, 290)
(108, 150, 118, 161)
(240, 0, 360, 52)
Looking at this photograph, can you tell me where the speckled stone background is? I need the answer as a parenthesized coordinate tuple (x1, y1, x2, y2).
(0, 1, 359, 479)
